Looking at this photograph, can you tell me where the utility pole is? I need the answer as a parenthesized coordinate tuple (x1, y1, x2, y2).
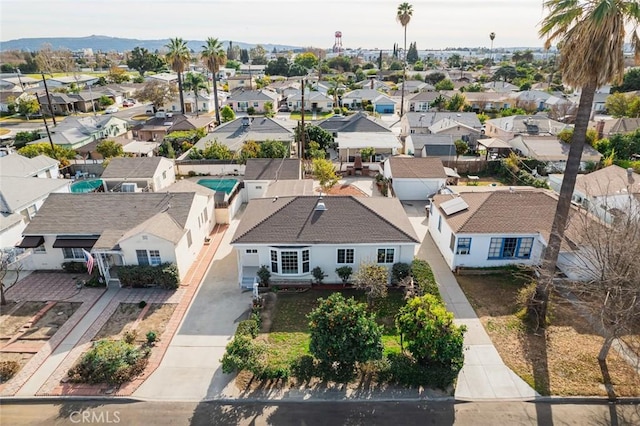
(41, 71, 57, 125)
(35, 92, 55, 153)
(300, 78, 305, 160)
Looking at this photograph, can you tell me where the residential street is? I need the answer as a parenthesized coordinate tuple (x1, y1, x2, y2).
(2, 400, 639, 425)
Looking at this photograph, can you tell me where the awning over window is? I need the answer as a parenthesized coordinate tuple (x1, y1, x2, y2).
(52, 237, 98, 249)
(16, 236, 44, 248)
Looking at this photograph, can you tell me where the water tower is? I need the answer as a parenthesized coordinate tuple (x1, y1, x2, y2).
(333, 31, 343, 55)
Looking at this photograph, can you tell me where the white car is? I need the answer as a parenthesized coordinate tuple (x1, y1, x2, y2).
(105, 106, 119, 114)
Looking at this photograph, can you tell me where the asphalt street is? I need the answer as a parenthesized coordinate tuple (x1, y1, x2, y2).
(2, 400, 639, 426)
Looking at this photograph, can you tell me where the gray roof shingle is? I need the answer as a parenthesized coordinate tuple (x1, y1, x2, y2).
(23, 192, 195, 236)
(101, 157, 170, 179)
(317, 112, 390, 133)
(232, 196, 419, 245)
(388, 157, 447, 179)
(244, 159, 301, 180)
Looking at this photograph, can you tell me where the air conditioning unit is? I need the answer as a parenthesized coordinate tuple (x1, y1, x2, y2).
(121, 183, 138, 192)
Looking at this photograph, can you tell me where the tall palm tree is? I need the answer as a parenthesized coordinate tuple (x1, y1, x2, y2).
(183, 72, 209, 117)
(201, 37, 227, 125)
(396, 2, 413, 116)
(165, 37, 191, 114)
(527, 0, 640, 330)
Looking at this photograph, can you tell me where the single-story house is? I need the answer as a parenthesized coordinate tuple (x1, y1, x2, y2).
(31, 115, 129, 150)
(428, 188, 579, 271)
(166, 90, 224, 115)
(548, 165, 640, 224)
(484, 114, 570, 141)
(231, 195, 420, 288)
(243, 158, 301, 201)
(407, 91, 446, 113)
(132, 112, 215, 142)
(18, 191, 215, 282)
(100, 157, 176, 192)
(146, 73, 179, 84)
(400, 112, 482, 137)
(341, 89, 396, 114)
(286, 91, 334, 112)
(226, 89, 279, 113)
(508, 135, 603, 172)
(2, 176, 71, 250)
(0, 153, 60, 178)
(190, 116, 294, 155)
(0, 75, 40, 92)
(404, 134, 455, 158)
(383, 157, 447, 200)
(590, 117, 640, 139)
(45, 74, 98, 88)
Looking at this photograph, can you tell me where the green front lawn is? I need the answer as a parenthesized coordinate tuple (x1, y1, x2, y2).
(266, 288, 405, 367)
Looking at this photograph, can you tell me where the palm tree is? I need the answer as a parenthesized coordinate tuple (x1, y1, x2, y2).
(165, 37, 191, 114)
(489, 32, 496, 62)
(396, 2, 413, 116)
(183, 72, 209, 117)
(527, 0, 640, 330)
(201, 37, 227, 125)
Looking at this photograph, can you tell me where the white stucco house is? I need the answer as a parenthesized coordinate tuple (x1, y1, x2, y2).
(17, 191, 216, 283)
(100, 157, 176, 192)
(549, 165, 640, 224)
(428, 188, 580, 272)
(0, 153, 60, 179)
(383, 157, 448, 200)
(231, 195, 419, 288)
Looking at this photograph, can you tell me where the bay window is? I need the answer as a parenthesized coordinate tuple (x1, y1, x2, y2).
(269, 247, 311, 275)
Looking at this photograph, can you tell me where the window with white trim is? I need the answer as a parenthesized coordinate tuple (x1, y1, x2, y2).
(269, 247, 311, 275)
(377, 248, 395, 264)
(456, 238, 472, 255)
(136, 249, 149, 265)
(62, 247, 83, 259)
(33, 245, 46, 254)
(337, 248, 354, 264)
(246, 249, 258, 254)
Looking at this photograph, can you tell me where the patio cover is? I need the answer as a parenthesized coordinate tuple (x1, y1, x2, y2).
(477, 138, 511, 149)
(16, 236, 44, 248)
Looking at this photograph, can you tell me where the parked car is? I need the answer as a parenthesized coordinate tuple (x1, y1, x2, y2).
(104, 106, 119, 114)
(278, 105, 290, 112)
(122, 100, 135, 107)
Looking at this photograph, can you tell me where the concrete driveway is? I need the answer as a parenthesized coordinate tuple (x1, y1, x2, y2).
(134, 216, 252, 401)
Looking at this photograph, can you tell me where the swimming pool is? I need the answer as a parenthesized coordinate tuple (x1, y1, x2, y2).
(197, 178, 238, 194)
(71, 179, 104, 193)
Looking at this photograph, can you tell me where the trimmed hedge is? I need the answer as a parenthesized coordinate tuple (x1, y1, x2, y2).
(118, 263, 180, 290)
(62, 261, 87, 274)
(411, 259, 441, 300)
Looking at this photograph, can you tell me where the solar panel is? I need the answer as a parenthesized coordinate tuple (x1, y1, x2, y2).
(440, 197, 469, 215)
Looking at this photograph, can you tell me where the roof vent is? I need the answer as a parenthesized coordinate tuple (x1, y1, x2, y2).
(315, 196, 327, 211)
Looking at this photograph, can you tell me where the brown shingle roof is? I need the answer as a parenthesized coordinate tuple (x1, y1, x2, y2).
(433, 190, 558, 239)
(574, 165, 640, 197)
(388, 157, 447, 179)
(244, 158, 301, 180)
(232, 196, 419, 244)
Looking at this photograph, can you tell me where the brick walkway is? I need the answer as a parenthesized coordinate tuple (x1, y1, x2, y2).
(0, 273, 105, 396)
(34, 223, 229, 396)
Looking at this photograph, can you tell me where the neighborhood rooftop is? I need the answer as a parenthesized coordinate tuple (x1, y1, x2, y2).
(232, 196, 419, 245)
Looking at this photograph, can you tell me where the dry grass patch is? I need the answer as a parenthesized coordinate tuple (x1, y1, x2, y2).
(0, 302, 47, 337)
(458, 273, 640, 396)
(134, 304, 175, 343)
(93, 303, 141, 340)
(22, 302, 81, 339)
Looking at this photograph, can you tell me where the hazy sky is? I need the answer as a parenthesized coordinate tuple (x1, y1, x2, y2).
(1, 0, 549, 49)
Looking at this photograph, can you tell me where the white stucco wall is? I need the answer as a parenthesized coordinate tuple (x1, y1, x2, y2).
(391, 178, 445, 200)
(428, 205, 544, 270)
(235, 242, 416, 285)
(152, 159, 177, 191)
(245, 180, 270, 200)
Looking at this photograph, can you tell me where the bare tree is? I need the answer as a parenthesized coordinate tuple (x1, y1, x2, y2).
(560, 198, 640, 397)
(35, 43, 75, 73)
(547, 102, 577, 123)
(0, 251, 23, 305)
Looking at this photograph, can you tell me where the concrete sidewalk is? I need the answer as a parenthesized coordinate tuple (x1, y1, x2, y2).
(134, 215, 251, 401)
(403, 203, 538, 401)
(15, 285, 121, 396)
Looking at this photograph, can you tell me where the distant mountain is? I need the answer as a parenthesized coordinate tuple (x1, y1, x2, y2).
(0, 35, 302, 53)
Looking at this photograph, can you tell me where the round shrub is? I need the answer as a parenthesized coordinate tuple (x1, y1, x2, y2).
(235, 319, 259, 339)
(0, 360, 20, 382)
(67, 339, 150, 385)
(221, 335, 263, 374)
